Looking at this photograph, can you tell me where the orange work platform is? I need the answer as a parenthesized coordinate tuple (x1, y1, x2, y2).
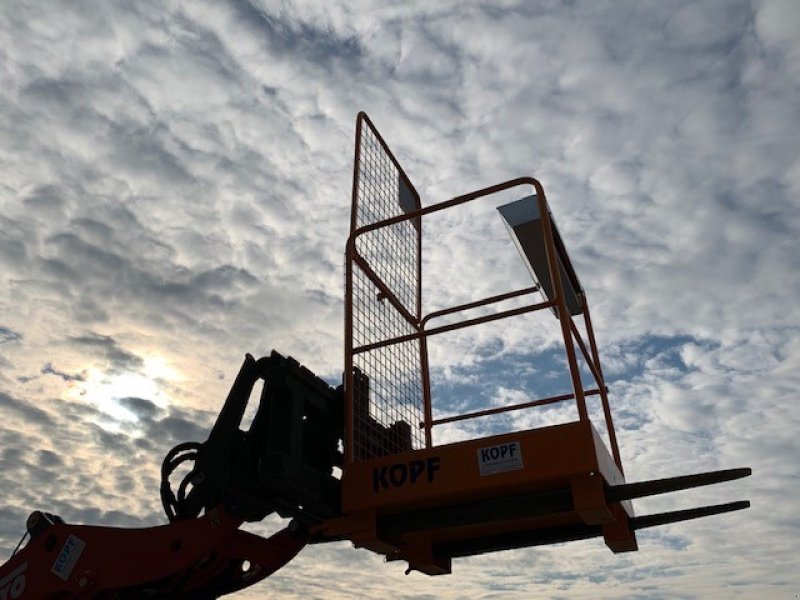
(316, 112, 750, 575)
(326, 421, 635, 575)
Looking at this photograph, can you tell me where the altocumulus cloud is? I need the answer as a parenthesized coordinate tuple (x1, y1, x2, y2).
(1, 1, 798, 598)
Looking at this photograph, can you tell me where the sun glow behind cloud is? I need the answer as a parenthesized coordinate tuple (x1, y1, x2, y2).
(66, 356, 179, 429)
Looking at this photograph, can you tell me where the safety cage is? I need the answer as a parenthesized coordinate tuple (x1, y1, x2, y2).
(317, 112, 750, 575)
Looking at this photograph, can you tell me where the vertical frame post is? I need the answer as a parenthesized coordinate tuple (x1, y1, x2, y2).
(420, 335, 433, 447)
(343, 116, 365, 465)
(581, 293, 623, 473)
(417, 195, 432, 448)
(535, 190, 589, 422)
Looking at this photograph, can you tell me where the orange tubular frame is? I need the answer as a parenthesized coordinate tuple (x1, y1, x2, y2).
(324, 114, 751, 576)
(344, 123, 622, 471)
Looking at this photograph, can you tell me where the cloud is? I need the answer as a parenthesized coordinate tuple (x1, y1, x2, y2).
(117, 395, 162, 420)
(0, 390, 55, 429)
(40, 362, 86, 382)
(68, 333, 145, 372)
(0, 328, 22, 345)
(0, 0, 797, 597)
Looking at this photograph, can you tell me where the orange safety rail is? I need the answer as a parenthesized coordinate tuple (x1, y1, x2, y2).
(344, 112, 621, 471)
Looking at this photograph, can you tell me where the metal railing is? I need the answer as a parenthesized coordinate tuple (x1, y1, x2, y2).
(344, 113, 622, 473)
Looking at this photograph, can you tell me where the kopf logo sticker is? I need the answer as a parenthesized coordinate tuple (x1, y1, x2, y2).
(477, 441, 523, 476)
(51, 534, 86, 581)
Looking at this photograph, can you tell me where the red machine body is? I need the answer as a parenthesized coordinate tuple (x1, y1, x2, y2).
(0, 509, 304, 599)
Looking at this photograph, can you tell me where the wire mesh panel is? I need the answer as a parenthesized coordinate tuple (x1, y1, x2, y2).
(347, 113, 426, 460)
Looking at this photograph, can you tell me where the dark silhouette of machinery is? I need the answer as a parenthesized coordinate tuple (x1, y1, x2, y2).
(0, 113, 750, 597)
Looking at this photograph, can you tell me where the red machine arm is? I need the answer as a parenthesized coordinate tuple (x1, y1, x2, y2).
(1, 351, 340, 599)
(0, 507, 307, 599)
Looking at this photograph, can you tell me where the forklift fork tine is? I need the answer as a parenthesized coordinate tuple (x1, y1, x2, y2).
(607, 467, 752, 503)
(631, 500, 751, 530)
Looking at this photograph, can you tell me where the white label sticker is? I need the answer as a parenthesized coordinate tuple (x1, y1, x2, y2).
(477, 441, 524, 476)
(51, 534, 86, 581)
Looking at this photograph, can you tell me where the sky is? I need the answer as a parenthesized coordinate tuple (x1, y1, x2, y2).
(1, 0, 799, 598)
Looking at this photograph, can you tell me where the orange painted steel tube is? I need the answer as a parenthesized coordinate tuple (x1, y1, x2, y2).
(347, 178, 541, 245)
(352, 300, 556, 355)
(343, 116, 365, 464)
(581, 294, 623, 473)
(418, 179, 428, 444)
(568, 317, 603, 389)
(420, 286, 540, 327)
(427, 388, 607, 428)
(420, 334, 434, 447)
(535, 191, 588, 422)
(351, 252, 419, 329)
